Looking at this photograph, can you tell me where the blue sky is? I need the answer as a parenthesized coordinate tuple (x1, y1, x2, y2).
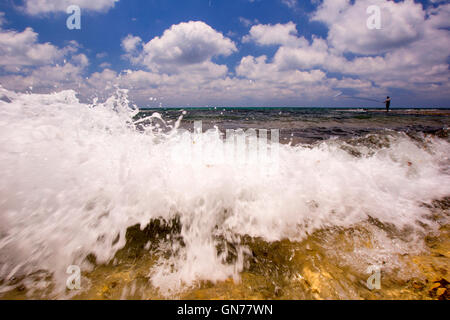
(0, 0, 449, 107)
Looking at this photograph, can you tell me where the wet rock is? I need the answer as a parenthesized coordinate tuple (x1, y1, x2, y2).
(435, 128, 449, 139)
(428, 278, 449, 300)
(436, 288, 446, 297)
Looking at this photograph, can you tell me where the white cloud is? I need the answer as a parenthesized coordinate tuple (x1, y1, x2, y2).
(82, 66, 335, 107)
(238, 17, 259, 27)
(281, 0, 297, 9)
(71, 53, 89, 68)
(1, 61, 87, 92)
(22, 0, 119, 15)
(99, 62, 111, 69)
(239, 17, 253, 27)
(84, 22, 242, 105)
(126, 21, 236, 75)
(236, 55, 326, 84)
(0, 27, 65, 68)
(313, 0, 428, 55)
(269, 31, 449, 95)
(308, 0, 450, 89)
(96, 52, 108, 59)
(0, 20, 88, 93)
(272, 37, 344, 71)
(239, 1, 450, 99)
(121, 35, 142, 53)
(427, 2, 450, 29)
(1, 1, 449, 107)
(242, 22, 307, 47)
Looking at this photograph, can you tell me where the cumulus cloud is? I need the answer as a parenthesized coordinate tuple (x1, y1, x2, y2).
(0, 20, 88, 93)
(96, 52, 108, 59)
(2, 61, 86, 91)
(0, 27, 66, 69)
(125, 21, 237, 75)
(121, 35, 142, 53)
(237, 0, 450, 100)
(1, 1, 449, 107)
(102, 19, 351, 106)
(238, 17, 260, 28)
(310, 0, 450, 88)
(22, 0, 119, 15)
(313, 0, 429, 55)
(83, 66, 335, 107)
(242, 22, 307, 47)
(236, 55, 326, 84)
(99, 62, 111, 69)
(280, 0, 297, 9)
(81, 21, 243, 106)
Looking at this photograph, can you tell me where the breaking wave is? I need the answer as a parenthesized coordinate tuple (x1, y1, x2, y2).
(0, 87, 449, 297)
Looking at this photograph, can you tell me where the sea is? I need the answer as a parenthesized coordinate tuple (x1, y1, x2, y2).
(0, 88, 449, 299)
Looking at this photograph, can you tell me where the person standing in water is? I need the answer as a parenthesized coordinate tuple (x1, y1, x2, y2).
(384, 96, 391, 112)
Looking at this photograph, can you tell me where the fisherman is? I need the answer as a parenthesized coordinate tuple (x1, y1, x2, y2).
(384, 96, 391, 112)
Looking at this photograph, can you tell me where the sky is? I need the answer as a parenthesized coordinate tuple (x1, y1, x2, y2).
(0, 0, 449, 107)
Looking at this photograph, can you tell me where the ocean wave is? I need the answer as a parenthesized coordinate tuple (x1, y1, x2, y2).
(0, 88, 449, 297)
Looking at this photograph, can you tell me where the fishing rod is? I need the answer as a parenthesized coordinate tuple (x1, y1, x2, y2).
(342, 96, 384, 103)
(334, 92, 384, 104)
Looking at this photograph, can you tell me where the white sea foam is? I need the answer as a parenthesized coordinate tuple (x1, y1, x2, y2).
(0, 87, 449, 296)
